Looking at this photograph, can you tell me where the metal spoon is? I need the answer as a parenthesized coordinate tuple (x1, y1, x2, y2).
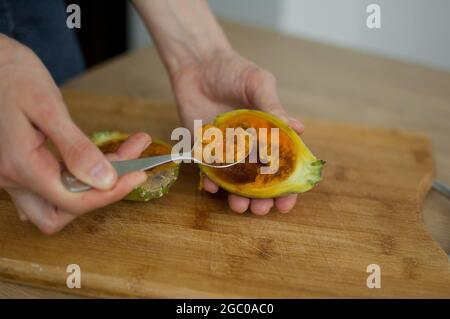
(61, 152, 247, 192)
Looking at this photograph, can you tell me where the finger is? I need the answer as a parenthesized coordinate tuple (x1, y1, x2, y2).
(8, 109, 148, 214)
(249, 198, 274, 215)
(9, 189, 74, 234)
(245, 69, 289, 122)
(106, 133, 151, 161)
(287, 118, 305, 135)
(17, 207, 28, 222)
(24, 97, 117, 190)
(21, 140, 148, 214)
(244, 69, 305, 134)
(275, 194, 297, 213)
(58, 171, 148, 215)
(10, 197, 28, 222)
(228, 194, 250, 213)
(203, 177, 219, 193)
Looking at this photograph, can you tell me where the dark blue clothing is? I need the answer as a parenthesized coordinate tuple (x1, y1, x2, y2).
(0, 0, 85, 84)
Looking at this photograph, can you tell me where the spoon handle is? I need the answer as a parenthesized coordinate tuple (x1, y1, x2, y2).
(61, 153, 190, 193)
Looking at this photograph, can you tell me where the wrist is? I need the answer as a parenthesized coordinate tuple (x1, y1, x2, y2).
(133, 0, 234, 76)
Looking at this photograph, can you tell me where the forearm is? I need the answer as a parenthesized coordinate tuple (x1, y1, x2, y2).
(132, 0, 232, 74)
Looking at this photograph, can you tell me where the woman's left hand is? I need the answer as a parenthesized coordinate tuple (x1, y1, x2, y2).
(172, 50, 304, 215)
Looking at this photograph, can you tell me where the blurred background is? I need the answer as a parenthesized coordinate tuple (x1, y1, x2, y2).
(72, 0, 450, 71)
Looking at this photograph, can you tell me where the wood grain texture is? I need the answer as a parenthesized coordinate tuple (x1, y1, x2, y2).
(0, 91, 448, 298)
(65, 21, 450, 254)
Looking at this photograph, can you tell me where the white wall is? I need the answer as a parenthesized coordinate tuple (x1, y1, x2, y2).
(208, 0, 281, 29)
(127, 0, 450, 71)
(126, 1, 152, 50)
(126, 0, 279, 49)
(279, 0, 450, 71)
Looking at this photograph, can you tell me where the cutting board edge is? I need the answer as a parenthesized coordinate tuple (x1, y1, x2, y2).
(410, 140, 450, 265)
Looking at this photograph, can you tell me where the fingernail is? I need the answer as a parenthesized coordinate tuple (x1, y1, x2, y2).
(89, 160, 116, 189)
(143, 139, 151, 150)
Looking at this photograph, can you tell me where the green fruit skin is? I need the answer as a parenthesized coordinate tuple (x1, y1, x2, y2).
(124, 165, 180, 202)
(91, 131, 180, 202)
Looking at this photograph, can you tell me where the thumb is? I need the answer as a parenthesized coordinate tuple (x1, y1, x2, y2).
(55, 121, 117, 190)
(245, 69, 304, 134)
(27, 102, 117, 190)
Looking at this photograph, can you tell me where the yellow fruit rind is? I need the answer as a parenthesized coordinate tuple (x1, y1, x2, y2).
(199, 110, 324, 198)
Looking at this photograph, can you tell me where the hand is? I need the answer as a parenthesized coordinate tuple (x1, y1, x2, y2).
(0, 35, 151, 234)
(171, 50, 304, 215)
(133, 0, 303, 214)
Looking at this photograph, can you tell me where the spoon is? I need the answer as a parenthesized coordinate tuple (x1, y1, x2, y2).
(61, 152, 248, 192)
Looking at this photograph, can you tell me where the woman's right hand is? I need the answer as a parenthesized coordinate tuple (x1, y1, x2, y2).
(0, 35, 150, 234)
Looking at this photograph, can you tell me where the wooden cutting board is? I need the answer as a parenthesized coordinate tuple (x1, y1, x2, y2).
(0, 90, 449, 298)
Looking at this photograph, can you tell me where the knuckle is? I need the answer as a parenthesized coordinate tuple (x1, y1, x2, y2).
(38, 105, 56, 124)
(65, 138, 96, 164)
(38, 214, 63, 235)
(245, 67, 261, 83)
(29, 89, 65, 126)
(260, 69, 276, 84)
(244, 68, 277, 97)
(250, 68, 275, 85)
